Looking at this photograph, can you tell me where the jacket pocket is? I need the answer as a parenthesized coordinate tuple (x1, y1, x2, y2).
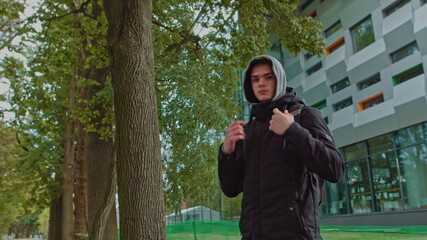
(285, 203, 309, 236)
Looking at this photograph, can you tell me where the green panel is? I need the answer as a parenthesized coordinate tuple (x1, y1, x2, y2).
(312, 99, 327, 109)
(392, 64, 423, 86)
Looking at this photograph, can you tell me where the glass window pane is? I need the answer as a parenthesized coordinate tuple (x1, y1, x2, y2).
(396, 124, 424, 148)
(358, 73, 381, 90)
(320, 181, 350, 216)
(398, 144, 427, 209)
(344, 142, 366, 160)
(331, 77, 350, 93)
(368, 133, 395, 154)
(347, 159, 373, 213)
(351, 16, 375, 52)
(325, 21, 342, 38)
(383, 0, 411, 17)
(391, 42, 419, 63)
(370, 151, 404, 212)
(306, 62, 322, 76)
(333, 97, 353, 111)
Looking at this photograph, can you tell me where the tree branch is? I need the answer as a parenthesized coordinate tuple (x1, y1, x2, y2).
(159, 34, 201, 60)
(43, 0, 96, 21)
(15, 133, 29, 152)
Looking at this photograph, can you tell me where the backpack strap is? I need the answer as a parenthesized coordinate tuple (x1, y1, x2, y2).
(277, 102, 304, 123)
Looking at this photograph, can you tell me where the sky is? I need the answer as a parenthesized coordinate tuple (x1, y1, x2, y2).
(1, 0, 41, 121)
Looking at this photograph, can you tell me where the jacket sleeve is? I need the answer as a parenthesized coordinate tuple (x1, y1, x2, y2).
(217, 141, 244, 197)
(283, 107, 345, 183)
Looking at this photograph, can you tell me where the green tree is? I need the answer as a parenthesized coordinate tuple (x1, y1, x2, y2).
(1, 0, 326, 239)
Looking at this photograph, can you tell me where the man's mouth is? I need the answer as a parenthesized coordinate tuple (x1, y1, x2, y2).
(258, 90, 268, 94)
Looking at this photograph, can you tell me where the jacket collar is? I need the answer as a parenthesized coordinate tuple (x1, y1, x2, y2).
(250, 88, 301, 121)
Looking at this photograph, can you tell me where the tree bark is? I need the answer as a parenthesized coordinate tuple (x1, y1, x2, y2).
(103, 0, 166, 239)
(88, 139, 117, 240)
(49, 195, 63, 240)
(62, 65, 77, 240)
(74, 118, 88, 240)
(86, 67, 118, 240)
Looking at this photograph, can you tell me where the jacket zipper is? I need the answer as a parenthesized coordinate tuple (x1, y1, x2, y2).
(256, 120, 263, 238)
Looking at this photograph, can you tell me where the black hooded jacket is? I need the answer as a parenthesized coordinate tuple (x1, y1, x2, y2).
(218, 89, 344, 240)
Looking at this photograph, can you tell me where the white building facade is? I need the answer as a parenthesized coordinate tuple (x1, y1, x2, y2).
(241, 0, 427, 225)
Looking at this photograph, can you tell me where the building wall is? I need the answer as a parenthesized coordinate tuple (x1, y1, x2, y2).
(263, 0, 427, 225)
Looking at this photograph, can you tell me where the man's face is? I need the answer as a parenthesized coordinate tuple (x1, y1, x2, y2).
(250, 63, 276, 103)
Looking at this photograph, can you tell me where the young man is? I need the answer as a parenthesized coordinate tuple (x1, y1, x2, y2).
(218, 55, 344, 240)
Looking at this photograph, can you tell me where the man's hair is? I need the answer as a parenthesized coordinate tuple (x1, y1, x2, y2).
(246, 57, 273, 76)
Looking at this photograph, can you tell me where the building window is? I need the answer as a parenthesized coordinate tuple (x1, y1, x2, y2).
(306, 62, 322, 76)
(351, 16, 375, 53)
(323, 116, 329, 124)
(326, 37, 345, 55)
(333, 97, 353, 111)
(320, 122, 427, 217)
(358, 93, 384, 111)
(307, 9, 317, 18)
(331, 77, 350, 93)
(358, 73, 381, 90)
(312, 99, 327, 110)
(383, 0, 411, 17)
(392, 64, 424, 85)
(324, 20, 342, 38)
(390, 41, 419, 63)
(301, 0, 315, 11)
(304, 52, 314, 61)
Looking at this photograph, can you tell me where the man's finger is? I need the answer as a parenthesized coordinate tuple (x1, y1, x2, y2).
(226, 128, 245, 139)
(273, 108, 284, 115)
(232, 120, 247, 126)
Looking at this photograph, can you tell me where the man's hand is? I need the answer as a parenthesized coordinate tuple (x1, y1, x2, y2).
(223, 120, 246, 153)
(269, 108, 294, 136)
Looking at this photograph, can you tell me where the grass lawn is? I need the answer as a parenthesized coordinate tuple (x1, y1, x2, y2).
(166, 232, 427, 240)
(321, 232, 427, 240)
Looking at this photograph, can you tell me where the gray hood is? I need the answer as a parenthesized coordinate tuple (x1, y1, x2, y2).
(243, 55, 287, 105)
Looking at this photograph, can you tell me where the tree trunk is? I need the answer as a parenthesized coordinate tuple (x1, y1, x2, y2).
(62, 65, 77, 240)
(49, 196, 63, 240)
(103, 0, 166, 239)
(74, 120, 88, 240)
(88, 138, 117, 240)
(86, 67, 117, 240)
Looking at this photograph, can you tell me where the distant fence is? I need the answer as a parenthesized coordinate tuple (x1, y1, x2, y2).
(167, 220, 240, 240)
(166, 220, 427, 240)
(320, 225, 427, 234)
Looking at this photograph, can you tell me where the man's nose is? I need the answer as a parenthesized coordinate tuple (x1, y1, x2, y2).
(258, 78, 267, 86)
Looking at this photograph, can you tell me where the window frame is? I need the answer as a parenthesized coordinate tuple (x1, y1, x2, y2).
(306, 62, 323, 76)
(326, 37, 345, 55)
(304, 52, 314, 61)
(383, 0, 411, 17)
(392, 64, 424, 85)
(307, 9, 317, 18)
(390, 41, 419, 63)
(350, 15, 375, 53)
(333, 97, 353, 111)
(331, 77, 350, 93)
(324, 20, 342, 38)
(312, 99, 327, 110)
(358, 73, 381, 90)
(358, 93, 384, 111)
(301, 0, 315, 11)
